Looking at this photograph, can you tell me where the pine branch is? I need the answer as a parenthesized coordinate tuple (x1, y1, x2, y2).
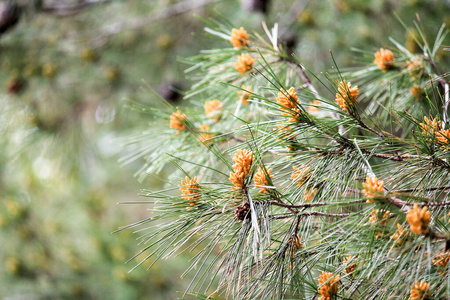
(122, 17, 450, 300)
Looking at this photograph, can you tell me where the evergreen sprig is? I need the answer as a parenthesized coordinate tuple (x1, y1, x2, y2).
(120, 17, 450, 299)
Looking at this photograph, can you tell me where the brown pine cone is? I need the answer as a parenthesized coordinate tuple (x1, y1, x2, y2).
(235, 202, 251, 221)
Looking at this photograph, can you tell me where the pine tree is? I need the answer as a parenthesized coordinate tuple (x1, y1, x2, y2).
(121, 16, 450, 300)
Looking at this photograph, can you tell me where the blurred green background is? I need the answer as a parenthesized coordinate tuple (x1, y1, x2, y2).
(0, 0, 448, 299)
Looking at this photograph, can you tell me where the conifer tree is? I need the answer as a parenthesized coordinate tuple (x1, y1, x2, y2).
(122, 16, 450, 300)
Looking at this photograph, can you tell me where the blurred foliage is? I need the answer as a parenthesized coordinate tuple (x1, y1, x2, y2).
(0, 0, 448, 299)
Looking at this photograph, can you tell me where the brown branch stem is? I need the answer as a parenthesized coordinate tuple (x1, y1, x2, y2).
(388, 196, 450, 208)
(270, 189, 450, 212)
(367, 152, 418, 161)
(392, 185, 450, 193)
(269, 193, 298, 214)
(366, 194, 450, 209)
(270, 211, 357, 220)
(348, 111, 385, 138)
(270, 199, 366, 209)
(321, 147, 421, 162)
